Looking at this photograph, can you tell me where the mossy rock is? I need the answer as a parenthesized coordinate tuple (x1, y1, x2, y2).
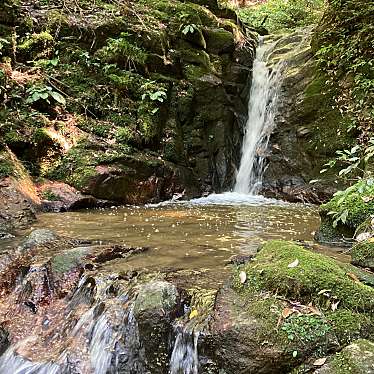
(314, 339, 374, 374)
(234, 240, 374, 311)
(210, 284, 338, 373)
(318, 179, 374, 243)
(0, 153, 14, 178)
(351, 239, 374, 271)
(17, 31, 54, 60)
(326, 309, 374, 346)
(179, 48, 211, 68)
(212, 240, 374, 372)
(51, 246, 91, 274)
(203, 27, 235, 54)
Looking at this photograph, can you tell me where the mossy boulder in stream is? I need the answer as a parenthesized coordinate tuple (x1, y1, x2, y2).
(207, 240, 374, 373)
(317, 179, 374, 243)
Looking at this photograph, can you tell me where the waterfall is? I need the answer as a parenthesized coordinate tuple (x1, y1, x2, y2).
(234, 37, 284, 195)
(169, 327, 200, 374)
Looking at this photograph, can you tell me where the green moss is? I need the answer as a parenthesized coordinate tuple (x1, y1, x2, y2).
(329, 339, 374, 374)
(41, 189, 61, 201)
(326, 309, 374, 346)
(351, 240, 374, 270)
(203, 27, 234, 54)
(0, 157, 14, 178)
(302, 73, 356, 157)
(235, 240, 374, 311)
(18, 31, 54, 60)
(179, 48, 211, 68)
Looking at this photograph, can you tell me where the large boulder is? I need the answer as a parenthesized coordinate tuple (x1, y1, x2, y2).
(0, 149, 39, 236)
(205, 240, 374, 373)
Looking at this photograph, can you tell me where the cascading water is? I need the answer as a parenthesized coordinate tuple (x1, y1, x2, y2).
(169, 327, 199, 374)
(234, 37, 284, 195)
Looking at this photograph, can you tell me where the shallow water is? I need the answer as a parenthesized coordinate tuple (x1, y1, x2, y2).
(29, 193, 347, 285)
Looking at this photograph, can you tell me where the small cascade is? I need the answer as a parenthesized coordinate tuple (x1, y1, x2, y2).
(169, 325, 200, 374)
(0, 275, 145, 374)
(234, 37, 285, 195)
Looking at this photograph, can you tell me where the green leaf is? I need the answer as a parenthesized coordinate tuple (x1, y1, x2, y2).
(40, 92, 49, 100)
(50, 91, 66, 105)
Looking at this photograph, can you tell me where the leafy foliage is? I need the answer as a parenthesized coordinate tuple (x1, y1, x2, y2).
(181, 24, 199, 35)
(322, 178, 374, 229)
(315, 0, 374, 179)
(238, 0, 324, 32)
(321, 138, 374, 179)
(26, 84, 66, 105)
(97, 32, 148, 69)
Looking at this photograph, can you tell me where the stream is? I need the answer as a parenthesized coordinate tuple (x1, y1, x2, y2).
(30, 193, 347, 289)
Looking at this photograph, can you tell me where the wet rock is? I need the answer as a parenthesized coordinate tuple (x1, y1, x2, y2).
(226, 253, 254, 265)
(16, 260, 55, 311)
(133, 281, 183, 373)
(17, 229, 60, 252)
(0, 178, 37, 234)
(0, 149, 39, 234)
(74, 156, 201, 204)
(51, 246, 91, 275)
(133, 281, 180, 318)
(261, 27, 355, 203)
(314, 339, 374, 374)
(0, 232, 14, 240)
(0, 327, 9, 356)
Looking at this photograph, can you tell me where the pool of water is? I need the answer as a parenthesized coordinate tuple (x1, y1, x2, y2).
(27, 193, 347, 284)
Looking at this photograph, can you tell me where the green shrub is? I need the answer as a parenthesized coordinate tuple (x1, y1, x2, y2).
(238, 0, 324, 33)
(97, 32, 148, 68)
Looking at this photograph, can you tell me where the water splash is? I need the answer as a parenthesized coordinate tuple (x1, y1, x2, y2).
(234, 38, 285, 195)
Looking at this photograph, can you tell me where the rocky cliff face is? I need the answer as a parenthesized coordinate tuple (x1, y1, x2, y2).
(0, 0, 256, 205)
(259, 28, 356, 203)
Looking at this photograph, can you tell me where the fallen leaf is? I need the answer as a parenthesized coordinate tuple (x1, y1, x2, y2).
(288, 259, 299, 268)
(239, 271, 247, 284)
(347, 272, 360, 283)
(313, 357, 327, 366)
(308, 305, 322, 316)
(282, 307, 294, 319)
(331, 300, 340, 311)
(189, 309, 198, 319)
